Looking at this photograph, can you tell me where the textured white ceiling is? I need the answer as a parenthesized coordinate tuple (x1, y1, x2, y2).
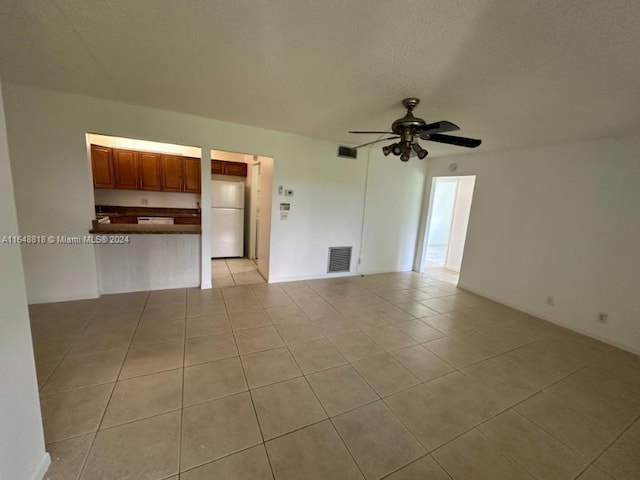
(1, 0, 640, 156)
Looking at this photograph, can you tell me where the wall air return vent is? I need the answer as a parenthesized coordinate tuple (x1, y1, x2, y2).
(327, 246, 352, 273)
(337, 146, 358, 159)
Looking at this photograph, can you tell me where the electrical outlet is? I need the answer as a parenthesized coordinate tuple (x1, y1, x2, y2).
(284, 189, 294, 196)
(597, 312, 609, 324)
(141, 198, 149, 205)
(545, 296, 555, 306)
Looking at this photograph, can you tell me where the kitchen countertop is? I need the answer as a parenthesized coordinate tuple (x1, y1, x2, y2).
(95, 205, 201, 218)
(90, 224, 201, 234)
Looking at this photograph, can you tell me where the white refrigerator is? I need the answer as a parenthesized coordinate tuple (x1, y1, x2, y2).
(211, 180, 244, 258)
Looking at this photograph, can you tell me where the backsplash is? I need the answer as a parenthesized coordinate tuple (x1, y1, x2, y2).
(93, 189, 200, 209)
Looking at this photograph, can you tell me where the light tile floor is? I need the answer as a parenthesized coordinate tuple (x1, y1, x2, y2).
(212, 257, 266, 287)
(31, 272, 640, 480)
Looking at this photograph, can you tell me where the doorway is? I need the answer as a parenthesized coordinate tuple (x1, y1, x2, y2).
(209, 149, 273, 286)
(422, 176, 476, 274)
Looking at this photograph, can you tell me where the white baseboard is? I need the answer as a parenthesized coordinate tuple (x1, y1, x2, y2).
(458, 282, 640, 356)
(30, 453, 51, 480)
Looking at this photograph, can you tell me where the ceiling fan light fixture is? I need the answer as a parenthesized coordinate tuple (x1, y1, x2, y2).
(391, 143, 403, 156)
(382, 145, 392, 156)
(413, 142, 429, 159)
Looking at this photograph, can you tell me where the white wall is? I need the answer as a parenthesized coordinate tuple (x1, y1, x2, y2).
(94, 189, 200, 209)
(427, 179, 458, 246)
(3, 84, 427, 301)
(445, 176, 476, 271)
(359, 151, 427, 274)
(0, 80, 49, 480)
(257, 156, 273, 280)
(424, 135, 640, 353)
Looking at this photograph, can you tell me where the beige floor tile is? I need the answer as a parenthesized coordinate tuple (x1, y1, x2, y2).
(132, 318, 185, 346)
(41, 349, 127, 394)
(181, 392, 262, 470)
(384, 455, 452, 480)
(241, 347, 302, 389)
(265, 304, 308, 323)
(184, 332, 237, 366)
(69, 325, 135, 355)
(385, 372, 512, 451)
(81, 411, 180, 480)
(183, 357, 247, 406)
(352, 353, 420, 397)
(185, 313, 231, 338)
(577, 466, 615, 480)
(186, 299, 226, 317)
(312, 314, 361, 336)
(225, 296, 264, 313)
(235, 325, 284, 355)
(36, 357, 61, 389)
(41, 384, 113, 443)
(515, 391, 618, 459)
(45, 433, 94, 480)
(622, 417, 640, 448)
(333, 401, 425, 479)
(591, 350, 640, 388)
(547, 367, 640, 433)
(433, 429, 534, 480)
(228, 310, 271, 330)
(391, 345, 454, 382)
(394, 319, 445, 343)
(266, 420, 363, 480)
(233, 271, 266, 285)
(595, 437, 640, 480)
(421, 313, 479, 335)
(288, 338, 348, 374)
(257, 292, 294, 308)
(299, 301, 340, 319)
(274, 319, 325, 345)
(528, 333, 612, 367)
(252, 377, 327, 440)
(307, 364, 378, 417)
(329, 332, 385, 362)
(140, 303, 186, 323)
(478, 410, 588, 480)
(395, 302, 437, 318)
(361, 325, 416, 352)
(212, 274, 236, 287)
(33, 336, 76, 363)
(180, 444, 273, 480)
(101, 369, 182, 428)
(423, 334, 501, 369)
(120, 341, 184, 379)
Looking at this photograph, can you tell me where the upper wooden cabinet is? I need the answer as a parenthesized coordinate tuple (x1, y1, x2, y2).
(161, 155, 184, 192)
(211, 159, 247, 177)
(138, 152, 162, 191)
(113, 149, 139, 190)
(183, 157, 201, 193)
(91, 146, 200, 194)
(91, 144, 114, 188)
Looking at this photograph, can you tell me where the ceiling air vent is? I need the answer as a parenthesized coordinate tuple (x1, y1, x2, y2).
(338, 146, 358, 159)
(327, 246, 352, 273)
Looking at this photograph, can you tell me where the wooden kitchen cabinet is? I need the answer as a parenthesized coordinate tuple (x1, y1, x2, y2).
(113, 149, 139, 190)
(211, 159, 247, 177)
(138, 152, 162, 191)
(162, 155, 183, 192)
(183, 157, 201, 193)
(91, 144, 114, 188)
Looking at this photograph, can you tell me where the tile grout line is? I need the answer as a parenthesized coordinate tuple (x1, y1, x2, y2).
(75, 290, 151, 480)
(176, 288, 188, 477)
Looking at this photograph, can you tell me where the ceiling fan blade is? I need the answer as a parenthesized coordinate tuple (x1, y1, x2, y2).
(349, 130, 394, 134)
(425, 133, 482, 148)
(354, 136, 399, 149)
(417, 121, 460, 134)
